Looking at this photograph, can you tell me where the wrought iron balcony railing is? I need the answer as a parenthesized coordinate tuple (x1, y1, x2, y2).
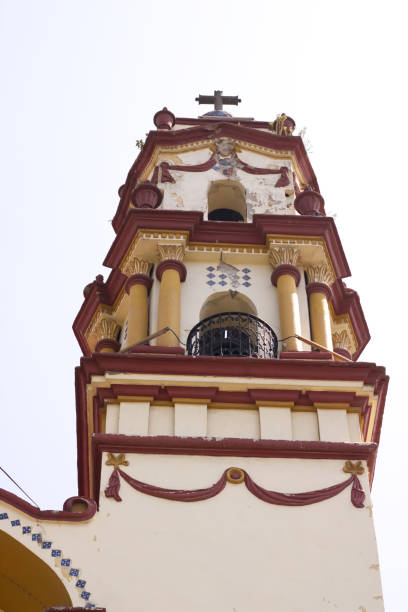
(186, 312, 278, 359)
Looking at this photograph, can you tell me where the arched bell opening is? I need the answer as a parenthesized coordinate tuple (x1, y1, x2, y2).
(187, 292, 277, 358)
(0, 530, 72, 612)
(207, 180, 247, 222)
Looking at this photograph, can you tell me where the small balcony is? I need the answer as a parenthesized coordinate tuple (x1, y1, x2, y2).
(186, 312, 278, 359)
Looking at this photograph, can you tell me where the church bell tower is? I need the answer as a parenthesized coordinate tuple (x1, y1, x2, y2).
(71, 93, 388, 611)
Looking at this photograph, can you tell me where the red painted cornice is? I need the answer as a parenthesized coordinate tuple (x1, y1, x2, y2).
(73, 268, 126, 355)
(79, 351, 387, 386)
(113, 123, 318, 232)
(331, 279, 370, 359)
(104, 210, 350, 277)
(0, 488, 96, 522)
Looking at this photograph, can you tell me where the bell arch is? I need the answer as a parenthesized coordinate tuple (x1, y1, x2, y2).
(0, 530, 72, 612)
(207, 180, 247, 221)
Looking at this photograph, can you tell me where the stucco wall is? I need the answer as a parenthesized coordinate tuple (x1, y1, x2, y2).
(0, 454, 383, 611)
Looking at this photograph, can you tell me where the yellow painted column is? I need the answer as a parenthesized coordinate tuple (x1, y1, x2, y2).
(307, 283, 333, 350)
(155, 245, 186, 348)
(156, 262, 186, 347)
(272, 265, 302, 351)
(123, 274, 153, 349)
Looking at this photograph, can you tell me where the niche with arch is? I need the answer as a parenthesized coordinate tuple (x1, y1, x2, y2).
(207, 180, 247, 222)
(187, 291, 270, 357)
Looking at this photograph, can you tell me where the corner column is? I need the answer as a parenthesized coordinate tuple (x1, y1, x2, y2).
(156, 245, 186, 347)
(306, 265, 333, 351)
(122, 258, 152, 349)
(270, 247, 302, 352)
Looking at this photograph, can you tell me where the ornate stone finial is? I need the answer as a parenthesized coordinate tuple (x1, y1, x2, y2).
(294, 188, 325, 216)
(157, 244, 185, 262)
(271, 113, 296, 136)
(122, 255, 150, 278)
(153, 107, 175, 130)
(131, 181, 163, 209)
(306, 264, 333, 285)
(333, 329, 352, 353)
(269, 247, 301, 268)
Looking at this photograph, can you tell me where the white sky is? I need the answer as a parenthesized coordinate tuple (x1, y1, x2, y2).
(0, 0, 406, 608)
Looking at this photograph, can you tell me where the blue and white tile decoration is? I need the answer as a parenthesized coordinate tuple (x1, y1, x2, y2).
(0, 509, 99, 609)
(206, 265, 252, 289)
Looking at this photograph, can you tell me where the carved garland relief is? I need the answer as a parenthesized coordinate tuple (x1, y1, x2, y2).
(104, 454, 366, 509)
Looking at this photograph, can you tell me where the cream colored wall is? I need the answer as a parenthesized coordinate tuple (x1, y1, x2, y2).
(0, 454, 382, 611)
(152, 148, 296, 219)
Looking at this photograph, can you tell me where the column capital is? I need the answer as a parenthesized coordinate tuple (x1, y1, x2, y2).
(156, 260, 187, 282)
(269, 246, 301, 268)
(306, 264, 334, 285)
(269, 247, 301, 286)
(125, 274, 153, 295)
(306, 282, 332, 301)
(271, 264, 301, 287)
(122, 255, 151, 278)
(332, 329, 353, 359)
(94, 317, 120, 352)
(157, 243, 185, 262)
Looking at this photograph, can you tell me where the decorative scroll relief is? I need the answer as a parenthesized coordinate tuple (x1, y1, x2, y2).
(306, 264, 334, 285)
(104, 455, 366, 509)
(157, 244, 185, 262)
(269, 246, 301, 268)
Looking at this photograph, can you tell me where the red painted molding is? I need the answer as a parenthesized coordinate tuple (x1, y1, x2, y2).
(44, 608, 106, 612)
(334, 348, 352, 359)
(155, 259, 187, 282)
(306, 281, 332, 301)
(125, 273, 153, 294)
(271, 264, 301, 287)
(166, 386, 218, 401)
(279, 351, 333, 360)
(331, 279, 370, 359)
(112, 123, 319, 232)
(92, 433, 377, 504)
(0, 488, 97, 522)
(105, 465, 364, 509)
(126, 345, 185, 355)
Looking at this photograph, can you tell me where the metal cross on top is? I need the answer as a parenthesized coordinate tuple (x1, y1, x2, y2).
(195, 90, 241, 112)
